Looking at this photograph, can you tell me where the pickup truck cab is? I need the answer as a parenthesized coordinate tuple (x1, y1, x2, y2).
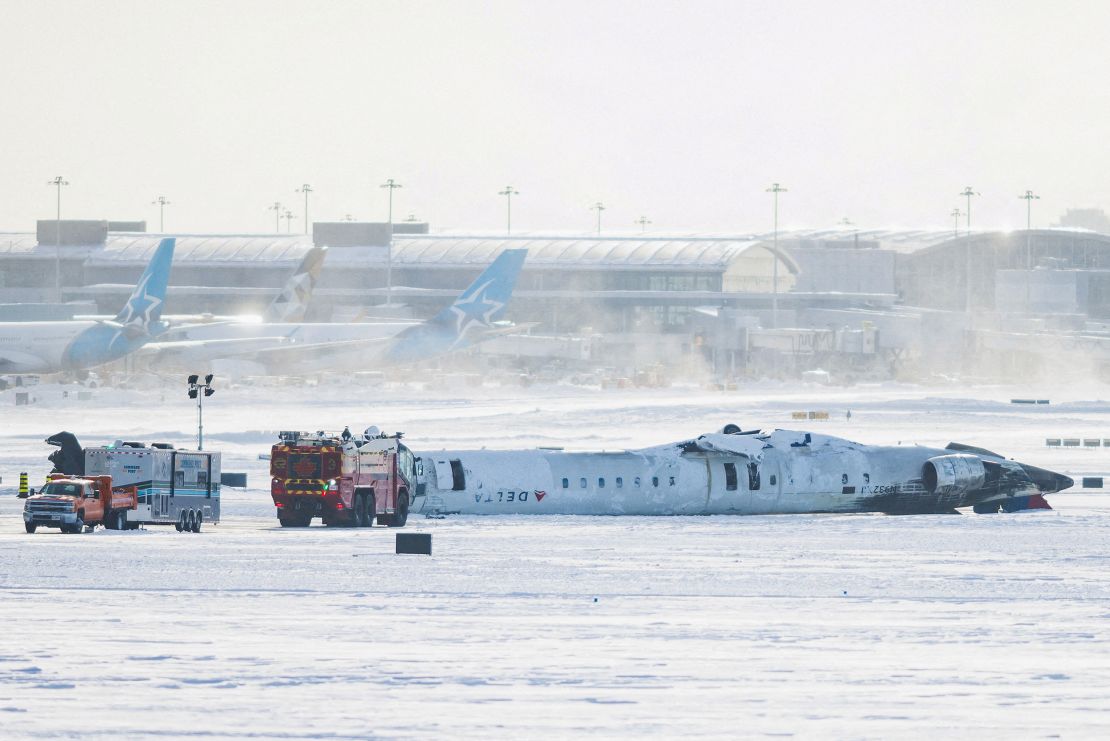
(23, 475, 137, 533)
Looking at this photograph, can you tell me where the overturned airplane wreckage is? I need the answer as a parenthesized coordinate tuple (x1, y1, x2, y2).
(416, 426, 1073, 516)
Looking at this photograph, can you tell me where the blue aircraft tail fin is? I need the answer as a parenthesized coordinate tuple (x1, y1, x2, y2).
(386, 248, 528, 363)
(113, 238, 175, 331)
(427, 248, 527, 333)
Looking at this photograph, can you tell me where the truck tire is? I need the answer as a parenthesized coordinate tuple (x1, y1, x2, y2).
(116, 510, 128, 531)
(175, 512, 185, 532)
(186, 510, 197, 533)
(194, 511, 203, 533)
(387, 491, 410, 528)
(25, 523, 36, 534)
(358, 491, 375, 527)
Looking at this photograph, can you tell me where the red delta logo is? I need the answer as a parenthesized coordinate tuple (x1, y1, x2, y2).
(535, 490, 546, 502)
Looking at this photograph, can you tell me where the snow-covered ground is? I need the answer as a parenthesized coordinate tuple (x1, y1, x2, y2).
(2, 380, 1109, 738)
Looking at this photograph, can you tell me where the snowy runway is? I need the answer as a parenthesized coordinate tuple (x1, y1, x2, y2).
(2, 381, 1109, 737)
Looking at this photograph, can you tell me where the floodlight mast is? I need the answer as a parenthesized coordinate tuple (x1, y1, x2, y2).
(268, 201, 283, 233)
(187, 374, 215, 450)
(959, 186, 979, 311)
(499, 186, 519, 234)
(591, 202, 605, 234)
(766, 182, 787, 328)
(296, 184, 313, 235)
(48, 176, 68, 302)
(380, 178, 403, 306)
(152, 195, 171, 232)
(1019, 190, 1040, 269)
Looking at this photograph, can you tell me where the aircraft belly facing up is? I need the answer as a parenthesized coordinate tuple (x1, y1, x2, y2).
(416, 428, 1073, 517)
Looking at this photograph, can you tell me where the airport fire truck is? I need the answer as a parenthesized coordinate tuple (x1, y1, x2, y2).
(269, 429, 418, 528)
(22, 434, 221, 533)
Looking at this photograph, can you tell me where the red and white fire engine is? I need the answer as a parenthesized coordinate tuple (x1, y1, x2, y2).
(269, 429, 418, 528)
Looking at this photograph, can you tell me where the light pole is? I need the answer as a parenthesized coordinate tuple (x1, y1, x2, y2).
(268, 201, 283, 232)
(591, 202, 606, 234)
(959, 187, 979, 312)
(636, 216, 652, 233)
(152, 195, 171, 232)
(499, 186, 519, 234)
(296, 184, 313, 236)
(950, 208, 963, 239)
(380, 179, 402, 306)
(959, 186, 978, 236)
(1019, 189, 1040, 270)
(187, 374, 215, 450)
(48, 176, 68, 302)
(766, 182, 787, 328)
(283, 208, 296, 234)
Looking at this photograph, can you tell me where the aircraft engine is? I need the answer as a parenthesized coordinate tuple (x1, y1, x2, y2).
(922, 454, 987, 496)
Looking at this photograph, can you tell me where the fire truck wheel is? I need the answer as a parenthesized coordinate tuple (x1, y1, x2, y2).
(357, 492, 374, 527)
(388, 492, 410, 528)
(24, 523, 36, 534)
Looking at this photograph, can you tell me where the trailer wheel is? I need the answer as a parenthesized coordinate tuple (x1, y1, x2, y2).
(193, 511, 203, 533)
(24, 523, 36, 534)
(175, 511, 185, 532)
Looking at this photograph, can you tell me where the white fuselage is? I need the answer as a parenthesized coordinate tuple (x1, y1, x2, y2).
(146, 319, 419, 370)
(0, 321, 103, 373)
(415, 430, 1043, 516)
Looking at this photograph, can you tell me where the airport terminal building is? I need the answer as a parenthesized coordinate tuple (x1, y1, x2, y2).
(3, 219, 1110, 378)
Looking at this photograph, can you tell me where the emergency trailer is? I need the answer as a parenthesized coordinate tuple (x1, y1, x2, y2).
(269, 429, 419, 528)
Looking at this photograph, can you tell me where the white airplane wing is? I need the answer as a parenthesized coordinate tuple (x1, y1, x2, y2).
(0, 349, 49, 371)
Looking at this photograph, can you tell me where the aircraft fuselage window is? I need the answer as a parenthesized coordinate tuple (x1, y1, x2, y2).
(841, 473, 848, 485)
(579, 477, 587, 489)
(562, 477, 569, 489)
(669, 476, 675, 486)
(652, 476, 659, 487)
(449, 459, 466, 491)
(864, 473, 870, 484)
(634, 477, 641, 488)
(724, 462, 738, 491)
(616, 477, 623, 488)
(598, 478, 606, 488)
(769, 474, 777, 486)
(748, 463, 760, 491)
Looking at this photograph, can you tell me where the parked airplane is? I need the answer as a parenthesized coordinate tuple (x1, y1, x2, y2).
(143, 248, 529, 373)
(0, 238, 175, 374)
(414, 425, 1073, 516)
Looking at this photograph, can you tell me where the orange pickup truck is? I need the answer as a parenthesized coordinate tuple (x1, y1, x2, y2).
(23, 475, 139, 533)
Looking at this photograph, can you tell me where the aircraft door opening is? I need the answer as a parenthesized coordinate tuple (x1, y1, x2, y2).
(707, 457, 750, 514)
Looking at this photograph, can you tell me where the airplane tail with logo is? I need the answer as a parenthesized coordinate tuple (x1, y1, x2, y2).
(265, 246, 327, 322)
(111, 238, 175, 338)
(386, 248, 528, 364)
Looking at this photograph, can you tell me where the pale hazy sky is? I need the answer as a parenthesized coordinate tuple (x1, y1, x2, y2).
(2, 0, 1108, 235)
